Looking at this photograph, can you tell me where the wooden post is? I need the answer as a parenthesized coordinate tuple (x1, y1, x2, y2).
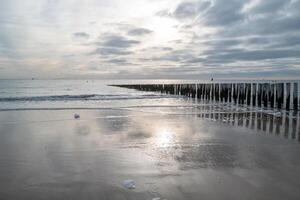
(276, 83, 284, 109)
(286, 83, 291, 110)
(252, 83, 257, 106)
(293, 82, 298, 110)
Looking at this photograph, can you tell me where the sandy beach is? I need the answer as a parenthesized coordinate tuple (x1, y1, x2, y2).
(0, 108, 300, 200)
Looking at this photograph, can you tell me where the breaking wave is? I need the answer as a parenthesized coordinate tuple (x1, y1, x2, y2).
(0, 94, 174, 102)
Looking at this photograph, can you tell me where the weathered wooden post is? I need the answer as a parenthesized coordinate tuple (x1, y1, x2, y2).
(276, 83, 284, 109)
(270, 83, 275, 108)
(207, 84, 211, 100)
(238, 83, 245, 105)
(258, 83, 263, 107)
(196, 84, 201, 99)
(262, 83, 269, 108)
(220, 84, 225, 102)
(233, 83, 238, 104)
(224, 84, 229, 102)
(286, 83, 291, 110)
(214, 83, 219, 101)
(228, 83, 233, 103)
(246, 83, 251, 105)
(201, 84, 205, 100)
(293, 82, 298, 110)
(252, 83, 257, 106)
(210, 83, 216, 101)
(192, 84, 196, 98)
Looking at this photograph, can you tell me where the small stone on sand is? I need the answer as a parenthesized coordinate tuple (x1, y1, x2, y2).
(74, 114, 80, 119)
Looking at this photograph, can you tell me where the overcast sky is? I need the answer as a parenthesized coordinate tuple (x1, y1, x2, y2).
(0, 0, 300, 79)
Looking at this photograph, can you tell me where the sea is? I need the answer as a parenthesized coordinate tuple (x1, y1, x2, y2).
(0, 80, 191, 110)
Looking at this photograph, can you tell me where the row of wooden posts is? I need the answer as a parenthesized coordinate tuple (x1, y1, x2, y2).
(113, 82, 299, 111)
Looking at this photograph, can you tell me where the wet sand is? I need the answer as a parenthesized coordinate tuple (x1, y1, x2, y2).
(0, 108, 300, 200)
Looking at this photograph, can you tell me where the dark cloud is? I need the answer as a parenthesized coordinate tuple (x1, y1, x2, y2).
(214, 0, 300, 37)
(98, 34, 140, 48)
(141, 46, 173, 52)
(158, 0, 242, 25)
(127, 28, 152, 36)
(248, 0, 291, 14)
(207, 49, 300, 62)
(149, 0, 300, 78)
(73, 32, 90, 39)
(103, 22, 153, 36)
(160, 0, 300, 33)
(108, 58, 128, 64)
(186, 57, 206, 63)
(173, 1, 211, 19)
(199, 39, 240, 50)
(270, 35, 300, 48)
(201, 0, 244, 26)
(89, 33, 140, 56)
(90, 47, 133, 56)
(156, 1, 211, 20)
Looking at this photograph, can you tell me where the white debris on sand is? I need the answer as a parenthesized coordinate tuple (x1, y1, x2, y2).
(122, 179, 136, 189)
(153, 197, 167, 200)
(74, 114, 80, 119)
(273, 112, 282, 117)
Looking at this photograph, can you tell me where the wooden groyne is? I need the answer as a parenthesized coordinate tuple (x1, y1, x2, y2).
(112, 81, 299, 111)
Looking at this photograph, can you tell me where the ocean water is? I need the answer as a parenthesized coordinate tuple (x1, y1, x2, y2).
(0, 80, 190, 110)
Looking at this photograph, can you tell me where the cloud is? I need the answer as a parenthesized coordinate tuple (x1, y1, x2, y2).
(173, 1, 211, 19)
(247, 0, 291, 14)
(157, 0, 243, 26)
(149, 0, 300, 76)
(97, 34, 140, 48)
(141, 46, 173, 52)
(88, 32, 140, 56)
(201, 0, 244, 26)
(206, 49, 300, 62)
(73, 32, 90, 39)
(103, 22, 153, 36)
(127, 28, 152, 36)
(90, 47, 133, 56)
(108, 58, 128, 64)
(1, 0, 300, 79)
(156, 9, 170, 17)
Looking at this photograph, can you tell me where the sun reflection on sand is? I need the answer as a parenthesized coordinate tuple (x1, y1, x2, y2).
(154, 127, 176, 148)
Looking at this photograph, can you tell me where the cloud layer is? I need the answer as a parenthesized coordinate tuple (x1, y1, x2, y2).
(0, 0, 300, 79)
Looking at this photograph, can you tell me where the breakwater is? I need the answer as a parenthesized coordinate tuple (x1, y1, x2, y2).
(112, 82, 299, 111)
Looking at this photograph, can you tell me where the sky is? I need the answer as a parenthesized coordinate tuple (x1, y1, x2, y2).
(0, 0, 300, 80)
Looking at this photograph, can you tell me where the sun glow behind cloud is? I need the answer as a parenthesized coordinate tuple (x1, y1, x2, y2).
(146, 17, 181, 45)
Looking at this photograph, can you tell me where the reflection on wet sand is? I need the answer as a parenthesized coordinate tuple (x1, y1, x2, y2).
(1, 109, 300, 200)
(195, 104, 300, 141)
